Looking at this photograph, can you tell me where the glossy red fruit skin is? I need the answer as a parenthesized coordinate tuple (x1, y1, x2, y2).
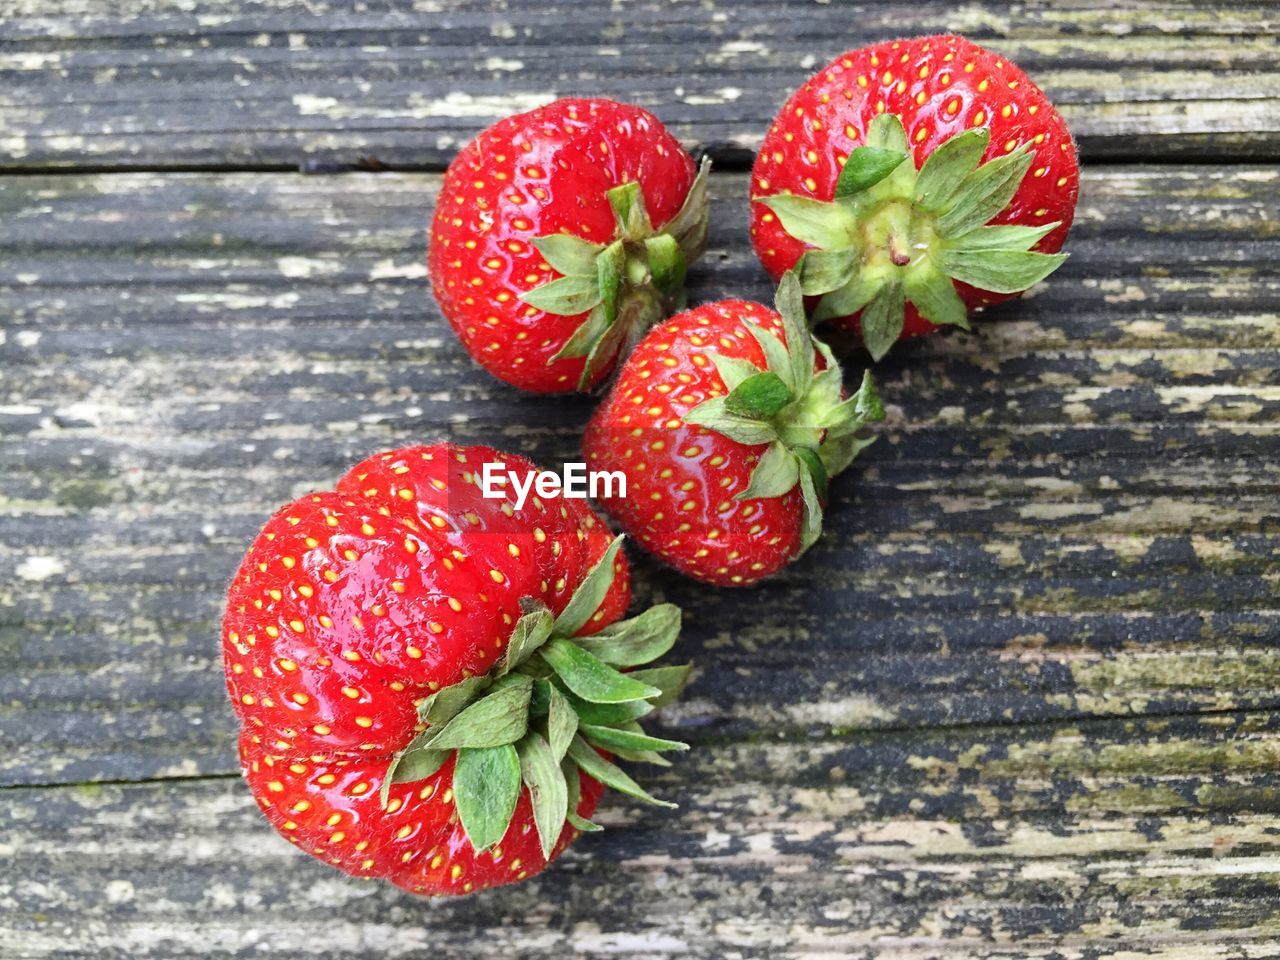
(750, 34, 1079, 337)
(430, 98, 697, 392)
(240, 733, 604, 895)
(223, 442, 628, 894)
(584, 301, 810, 587)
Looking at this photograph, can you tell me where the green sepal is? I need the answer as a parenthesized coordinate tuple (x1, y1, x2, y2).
(796, 459, 824, 551)
(596, 240, 625, 325)
(575, 305, 629, 390)
(725, 371, 793, 420)
(941, 248, 1069, 294)
(557, 683, 655, 726)
(836, 145, 907, 200)
(415, 673, 533, 751)
(757, 193, 858, 249)
(537, 639, 662, 705)
(682, 395, 781, 446)
(381, 745, 449, 808)
(812, 370, 884, 439)
(533, 234, 605, 277)
(947, 221, 1059, 253)
(744, 322, 795, 391)
(553, 242, 630, 386)
(859, 280, 906, 361)
(599, 721, 675, 766)
(936, 146, 1035, 238)
(518, 274, 603, 316)
(554, 535, 622, 635)
(568, 736, 677, 809)
(709, 352, 764, 392)
(866, 112, 910, 153)
(575, 603, 681, 667)
(737, 440, 801, 501)
(417, 674, 486, 725)
(666, 156, 712, 264)
(551, 303, 611, 362)
(626, 664, 693, 709)
(453, 744, 522, 852)
(564, 760, 602, 832)
(546, 682, 579, 761)
(580, 723, 689, 756)
(914, 128, 989, 213)
(606, 180, 653, 240)
(774, 269, 816, 393)
(814, 271, 884, 324)
(517, 732, 569, 860)
(645, 233, 686, 298)
(848, 368, 886, 427)
(494, 604, 555, 676)
(807, 366, 844, 424)
(606, 749, 671, 767)
(794, 446, 829, 501)
(903, 265, 969, 330)
(820, 433, 877, 477)
(799, 248, 859, 297)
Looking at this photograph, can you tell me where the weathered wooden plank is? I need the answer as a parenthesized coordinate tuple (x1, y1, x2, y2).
(5, 711, 1280, 957)
(1, 0, 1278, 169)
(1, 165, 1277, 787)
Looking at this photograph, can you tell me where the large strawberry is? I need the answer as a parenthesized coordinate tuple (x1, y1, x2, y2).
(224, 442, 691, 895)
(583, 273, 883, 587)
(750, 34, 1078, 359)
(429, 98, 710, 393)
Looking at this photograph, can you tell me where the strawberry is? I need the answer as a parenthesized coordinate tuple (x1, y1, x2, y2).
(749, 34, 1079, 359)
(429, 98, 711, 393)
(583, 273, 883, 587)
(224, 442, 692, 895)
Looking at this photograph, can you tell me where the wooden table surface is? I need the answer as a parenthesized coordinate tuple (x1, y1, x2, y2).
(2, 1, 1278, 956)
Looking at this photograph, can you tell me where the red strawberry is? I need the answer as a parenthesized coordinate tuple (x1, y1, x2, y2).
(429, 98, 710, 393)
(750, 34, 1078, 358)
(224, 442, 691, 895)
(583, 273, 883, 586)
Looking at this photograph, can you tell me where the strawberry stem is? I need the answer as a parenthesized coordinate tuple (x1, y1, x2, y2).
(683, 272, 885, 553)
(520, 157, 712, 391)
(380, 535, 692, 859)
(754, 113, 1068, 359)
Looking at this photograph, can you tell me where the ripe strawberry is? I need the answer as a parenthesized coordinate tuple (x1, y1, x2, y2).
(750, 34, 1078, 358)
(583, 273, 883, 586)
(224, 442, 691, 895)
(429, 98, 710, 393)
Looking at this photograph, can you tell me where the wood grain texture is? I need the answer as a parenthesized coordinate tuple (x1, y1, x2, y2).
(1, 0, 1278, 170)
(2, 166, 1277, 796)
(6, 712, 1280, 957)
(2, 160, 1279, 953)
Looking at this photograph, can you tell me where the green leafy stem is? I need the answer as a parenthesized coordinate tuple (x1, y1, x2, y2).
(683, 271, 885, 554)
(380, 536, 691, 859)
(757, 113, 1067, 360)
(518, 157, 712, 389)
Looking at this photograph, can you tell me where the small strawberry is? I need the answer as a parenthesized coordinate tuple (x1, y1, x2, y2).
(429, 98, 711, 393)
(583, 273, 883, 587)
(224, 442, 691, 895)
(750, 34, 1078, 358)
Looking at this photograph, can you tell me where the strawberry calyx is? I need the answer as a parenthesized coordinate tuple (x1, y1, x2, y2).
(683, 271, 885, 552)
(756, 113, 1067, 360)
(380, 536, 691, 858)
(519, 157, 712, 390)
